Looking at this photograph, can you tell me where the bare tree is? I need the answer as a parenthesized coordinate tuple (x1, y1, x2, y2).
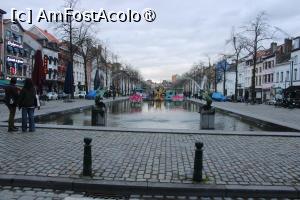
(240, 12, 275, 103)
(226, 28, 244, 101)
(204, 55, 216, 92)
(54, 0, 80, 97)
(77, 26, 97, 93)
(217, 55, 231, 96)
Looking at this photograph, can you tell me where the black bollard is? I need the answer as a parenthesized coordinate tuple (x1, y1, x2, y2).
(83, 137, 92, 176)
(193, 142, 203, 182)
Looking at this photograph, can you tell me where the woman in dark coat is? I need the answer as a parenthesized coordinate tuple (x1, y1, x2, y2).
(18, 78, 37, 132)
(4, 77, 19, 132)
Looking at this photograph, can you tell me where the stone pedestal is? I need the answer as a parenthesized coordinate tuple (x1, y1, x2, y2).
(200, 107, 215, 129)
(91, 105, 107, 126)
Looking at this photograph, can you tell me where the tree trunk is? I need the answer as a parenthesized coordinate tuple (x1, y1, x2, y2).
(251, 42, 257, 104)
(214, 67, 217, 92)
(83, 58, 89, 93)
(223, 70, 226, 96)
(234, 55, 239, 102)
(69, 19, 74, 98)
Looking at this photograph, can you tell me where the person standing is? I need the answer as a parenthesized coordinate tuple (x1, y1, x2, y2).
(244, 90, 249, 104)
(18, 78, 38, 132)
(4, 77, 19, 132)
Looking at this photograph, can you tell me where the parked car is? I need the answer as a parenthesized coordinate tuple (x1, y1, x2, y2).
(211, 92, 226, 101)
(58, 92, 68, 100)
(86, 90, 96, 100)
(74, 91, 86, 99)
(236, 96, 243, 102)
(265, 99, 276, 105)
(0, 88, 5, 102)
(225, 95, 234, 102)
(74, 92, 80, 99)
(46, 92, 58, 100)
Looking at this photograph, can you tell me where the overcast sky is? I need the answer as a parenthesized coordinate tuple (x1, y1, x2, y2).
(2, 0, 300, 82)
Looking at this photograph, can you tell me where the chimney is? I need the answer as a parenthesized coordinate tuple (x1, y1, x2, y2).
(270, 42, 277, 53)
(284, 38, 292, 53)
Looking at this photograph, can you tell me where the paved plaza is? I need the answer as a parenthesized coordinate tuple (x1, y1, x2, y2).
(0, 98, 300, 198)
(0, 126, 299, 186)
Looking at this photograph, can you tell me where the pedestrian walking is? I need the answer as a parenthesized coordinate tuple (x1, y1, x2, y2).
(244, 91, 249, 105)
(4, 77, 19, 132)
(18, 78, 39, 132)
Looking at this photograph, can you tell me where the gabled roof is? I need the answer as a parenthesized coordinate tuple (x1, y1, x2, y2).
(0, 9, 6, 14)
(3, 19, 25, 32)
(25, 31, 39, 40)
(30, 25, 60, 43)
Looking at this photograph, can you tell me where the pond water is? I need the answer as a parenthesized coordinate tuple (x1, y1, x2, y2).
(36, 100, 286, 131)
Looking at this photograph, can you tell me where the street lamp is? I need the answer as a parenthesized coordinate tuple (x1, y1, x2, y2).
(290, 58, 294, 87)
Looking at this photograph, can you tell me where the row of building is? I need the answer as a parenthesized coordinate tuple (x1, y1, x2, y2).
(0, 9, 137, 95)
(216, 37, 300, 102)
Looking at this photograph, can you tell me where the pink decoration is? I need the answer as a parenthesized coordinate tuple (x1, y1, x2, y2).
(129, 94, 143, 103)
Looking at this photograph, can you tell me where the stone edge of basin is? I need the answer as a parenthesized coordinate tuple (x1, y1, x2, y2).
(0, 174, 299, 198)
(0, 122, 299, 137)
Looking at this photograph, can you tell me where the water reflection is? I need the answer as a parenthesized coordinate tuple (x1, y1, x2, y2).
(37, 100, 277, 131)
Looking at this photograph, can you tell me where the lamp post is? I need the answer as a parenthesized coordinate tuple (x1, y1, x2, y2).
(290, 58, 294, 87)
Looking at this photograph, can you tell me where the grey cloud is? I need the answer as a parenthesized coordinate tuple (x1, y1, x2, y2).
(2, 0, 300, 81)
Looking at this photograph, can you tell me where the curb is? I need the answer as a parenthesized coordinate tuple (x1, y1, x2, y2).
(0, 174, 299, 198)
(1, 122, 300, 137)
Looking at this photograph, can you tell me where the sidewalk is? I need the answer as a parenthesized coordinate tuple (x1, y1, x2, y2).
(0, 126, 299, 197)
(188, 98, 300, 131)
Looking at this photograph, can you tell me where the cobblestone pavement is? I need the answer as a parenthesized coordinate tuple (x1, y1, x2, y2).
(0, 97, 127, 122)
(188, 98, 300, 131)
(0, 127, 299, 186)
(0, 186, 297, 200)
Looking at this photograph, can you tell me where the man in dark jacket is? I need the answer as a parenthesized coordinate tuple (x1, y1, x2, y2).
(4, 77, 19, 132)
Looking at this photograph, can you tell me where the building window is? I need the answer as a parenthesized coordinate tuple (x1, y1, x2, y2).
(268, 74, 270, 83)
(5, 30, 11, 39)
(281, 72, 283, 82)
(259, 76, 261, 85)
(286, 71, 290, 81)
(295, 68, 298, 80)
(271, 73, 273, 82)
(276, 72, 279, 83)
